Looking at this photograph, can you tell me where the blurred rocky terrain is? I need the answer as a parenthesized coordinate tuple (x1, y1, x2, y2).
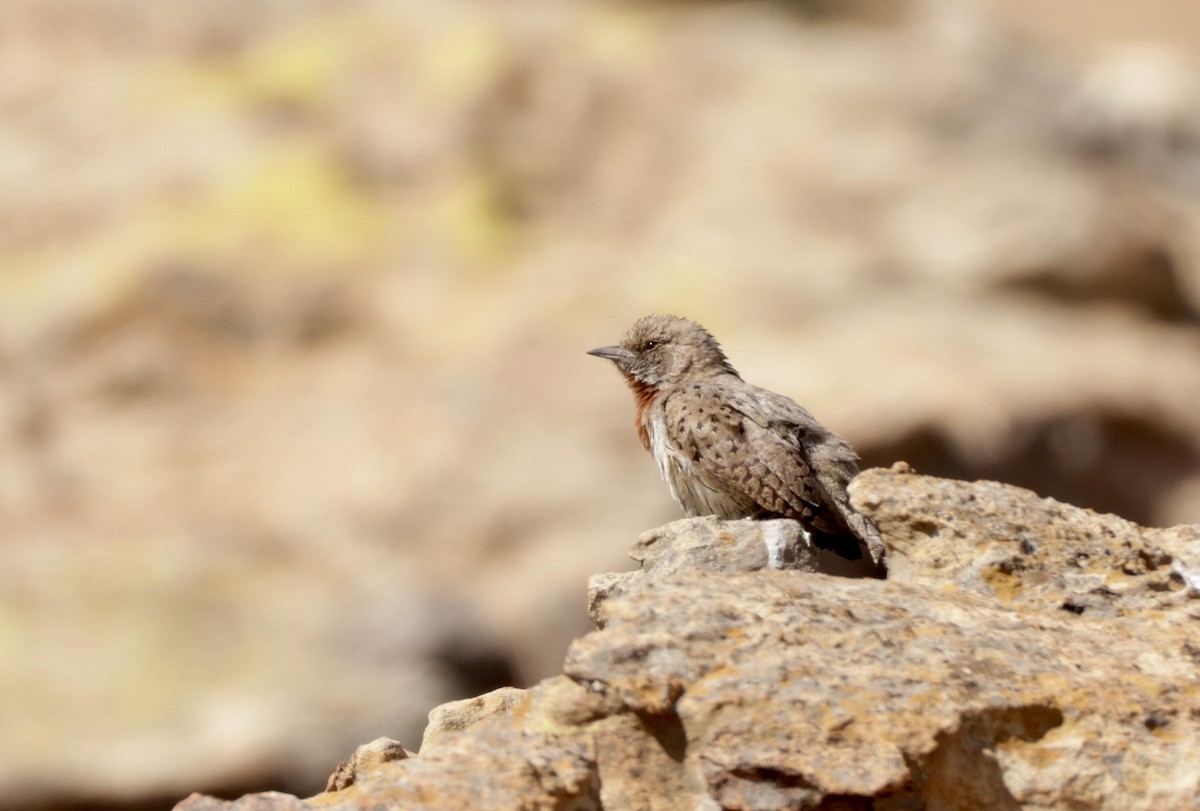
(177, 469, 1200, 810)
(3, 0, 1200, 807)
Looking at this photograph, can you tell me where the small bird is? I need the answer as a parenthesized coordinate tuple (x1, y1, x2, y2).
(588, 314, 884, 573)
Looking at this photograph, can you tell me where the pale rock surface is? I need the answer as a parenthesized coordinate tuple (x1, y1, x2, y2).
(851, 464, 1200, 617)
(419, 686, 528, 754)
(324, 737, 410, 793)
(588, 516, 879, 627)
(177, 469, 1200, 811)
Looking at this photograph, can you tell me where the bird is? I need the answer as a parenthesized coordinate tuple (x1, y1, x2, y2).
(588, 314, 885, 574)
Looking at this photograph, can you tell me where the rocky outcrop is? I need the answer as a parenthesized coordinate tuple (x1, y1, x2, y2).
(852, 464, 1200, 617)
(587, 514, 884, 627)
(176, 468, 1200, 810)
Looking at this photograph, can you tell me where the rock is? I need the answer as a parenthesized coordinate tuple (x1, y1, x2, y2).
(176, 792, 309, 811)
(419, 686, 528, 754)
(324, 737, 410, 793)
(849, 466, 1200, 617)
(588, 516, 879, 626)
(565, 569, 1199, 809)
(177, 470, 1200, 811)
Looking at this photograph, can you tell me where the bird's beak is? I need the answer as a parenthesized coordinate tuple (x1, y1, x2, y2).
(587, 345, 636, 364)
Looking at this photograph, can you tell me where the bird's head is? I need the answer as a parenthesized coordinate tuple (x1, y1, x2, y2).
(587, 314, 739, 388)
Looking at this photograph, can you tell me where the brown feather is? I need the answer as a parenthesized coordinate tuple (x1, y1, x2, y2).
(625, 375, 658, 451)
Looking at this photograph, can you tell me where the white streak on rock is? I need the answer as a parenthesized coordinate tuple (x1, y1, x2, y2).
(763, 522, 786, 569)
(1171, 559, 1200, 595)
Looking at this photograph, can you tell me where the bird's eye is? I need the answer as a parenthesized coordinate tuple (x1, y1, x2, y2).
(643, 340, 658, 351)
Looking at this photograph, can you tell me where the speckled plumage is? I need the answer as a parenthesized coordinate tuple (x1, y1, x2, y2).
(588, 315, 884, 569)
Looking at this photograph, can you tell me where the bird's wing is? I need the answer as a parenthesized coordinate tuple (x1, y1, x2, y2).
(745, 385, 885, 566)
(668, 380, 884, 565)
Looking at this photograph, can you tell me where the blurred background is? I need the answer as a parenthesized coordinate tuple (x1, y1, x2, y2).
(3, 0, 1200, 807)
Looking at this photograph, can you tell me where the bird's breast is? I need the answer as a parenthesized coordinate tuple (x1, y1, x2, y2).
(643, 397, 752, 519)
(624, 376, 660, 451)
(644, 406, 680, 501)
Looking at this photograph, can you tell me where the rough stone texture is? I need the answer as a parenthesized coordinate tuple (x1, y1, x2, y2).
(324, 737, 410, 793)
(177, 793, 310, 811)
(566, 572, 1199, 810)
(178, 470, 1200, 811)
(851, 464, 1200, 618)
(419, 686, 528, 754)
(589, 516, 880, 626)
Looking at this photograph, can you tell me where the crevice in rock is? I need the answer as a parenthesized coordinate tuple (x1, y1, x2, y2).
(704, 762, 822, 811)
(635, 708, 688, 764)
(904, 704, 1065, 810)
(814, 794, 876, 811)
